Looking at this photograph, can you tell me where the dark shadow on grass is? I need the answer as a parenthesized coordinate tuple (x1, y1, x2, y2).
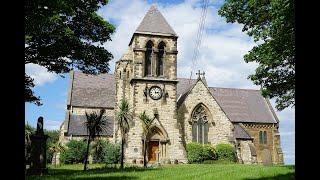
(27, 165, 158, 179)
(244, 172, 295, 180)
(71, 176, 138, 180)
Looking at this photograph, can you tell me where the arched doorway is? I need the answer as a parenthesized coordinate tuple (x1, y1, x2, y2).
(146, 126, 168, 163)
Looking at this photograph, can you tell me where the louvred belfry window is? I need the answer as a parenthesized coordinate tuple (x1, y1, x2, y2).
(157, 42, 165, 76)
(191, 105, 209, 144)
(145, 41, 153, 76)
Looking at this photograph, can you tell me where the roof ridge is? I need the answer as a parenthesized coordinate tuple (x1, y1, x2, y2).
(209, 86, 260, 91)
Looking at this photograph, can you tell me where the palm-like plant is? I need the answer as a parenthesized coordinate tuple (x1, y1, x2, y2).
(116, 99, 132, 169)
(25, 123, 35, 165)
(83, 109, 107, 171)
(139, 111, 154, 168)
(49, 142, 66, 167)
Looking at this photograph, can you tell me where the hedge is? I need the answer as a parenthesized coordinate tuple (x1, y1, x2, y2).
(186, 142, 216, 163)
(215, 143, 236, 162)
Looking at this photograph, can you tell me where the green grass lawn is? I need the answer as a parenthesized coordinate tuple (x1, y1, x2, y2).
(27, 163, 294, 180)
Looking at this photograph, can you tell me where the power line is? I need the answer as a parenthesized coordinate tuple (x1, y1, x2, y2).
(190, 0, 209, 81)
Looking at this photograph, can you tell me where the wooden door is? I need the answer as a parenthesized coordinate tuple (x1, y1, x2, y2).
(148, 141, 159, 162)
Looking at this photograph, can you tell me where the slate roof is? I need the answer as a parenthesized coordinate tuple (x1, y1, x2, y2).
(68, 71, 115, 108)
(67, 114, 114, 136)
(135, 5, 176, 36)
(209, 87, 277, 123)
(67, 72, 278, 125)
(234, 124, 252, 139)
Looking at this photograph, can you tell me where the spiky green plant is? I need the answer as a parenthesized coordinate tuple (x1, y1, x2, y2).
(116, 99, 132, 169)
(49, 142, 66, 167)
(139, 111, 154, 168)
(83, 109, 108, 171)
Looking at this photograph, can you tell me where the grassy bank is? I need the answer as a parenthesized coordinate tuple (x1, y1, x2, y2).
(27, 163, 294, 180)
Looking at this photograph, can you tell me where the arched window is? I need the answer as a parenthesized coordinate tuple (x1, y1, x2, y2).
(259, 131, 267, 144)
(145, 41, 153, 76)
(259, 131, 263, 144)
(191, 105, 209, 144)
(157, 42, 165, 76)
(263, 131, 267, 144)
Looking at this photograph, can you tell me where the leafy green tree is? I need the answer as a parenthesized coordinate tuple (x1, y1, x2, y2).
(60, 140, 87, 164)
(116, 99, 132, 169)
(83, 109, 108, 171)
(218, 0, 294, 110)
(25, 0, 115, 105)
(139, 111, 154, 168)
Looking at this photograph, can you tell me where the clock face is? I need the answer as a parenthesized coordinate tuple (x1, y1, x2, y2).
(149, 86, 163, 100)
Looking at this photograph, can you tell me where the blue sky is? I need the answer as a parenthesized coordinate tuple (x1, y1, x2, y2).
(25, 0, 295, 164)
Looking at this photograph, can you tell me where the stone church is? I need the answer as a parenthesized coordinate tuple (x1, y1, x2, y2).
(60, 5, 284, 165)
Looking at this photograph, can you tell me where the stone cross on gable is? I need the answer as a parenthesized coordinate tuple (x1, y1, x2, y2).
(196, 70, 205, 79)
(196, 70, 201, 79)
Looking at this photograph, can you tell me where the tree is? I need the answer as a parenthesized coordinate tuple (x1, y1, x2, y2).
(44, 129, 60, 163)
(139, 111, 154, 168)
(83, 109, 108, 171)
(49, 142, 66, 167)
(25, 0, 115, 105)
(218, 0, 294, 110)
(116, 99, 132, 169)
(25, 123, 35, 165)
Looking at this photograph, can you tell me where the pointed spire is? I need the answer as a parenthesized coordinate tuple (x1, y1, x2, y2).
(135, 5, 176, 36)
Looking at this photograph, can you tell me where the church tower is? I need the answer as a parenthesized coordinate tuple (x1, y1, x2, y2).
(115, 5, 187, 164)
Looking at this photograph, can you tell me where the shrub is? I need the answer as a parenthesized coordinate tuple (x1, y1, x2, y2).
(203, 144, 216, 160)
(60, 140, 87, 164)
(91, 139, 108, 163)
(186, 142, 216, 163)
(215, 143, 236, 162)
(104, 142, 121, 165)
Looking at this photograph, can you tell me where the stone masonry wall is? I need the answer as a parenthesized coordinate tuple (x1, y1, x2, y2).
(177, 80, 234, 146)
(242, 123, 283, 164)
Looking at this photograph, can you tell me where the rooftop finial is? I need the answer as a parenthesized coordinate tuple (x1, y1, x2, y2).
(196, 70, 201, 80)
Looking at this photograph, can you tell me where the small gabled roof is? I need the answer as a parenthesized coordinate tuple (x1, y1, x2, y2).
(234, 124, 252, 140)
(135, 5, 177, 36)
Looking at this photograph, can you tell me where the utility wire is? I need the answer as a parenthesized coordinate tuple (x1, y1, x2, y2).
(189, 0, 209, 82)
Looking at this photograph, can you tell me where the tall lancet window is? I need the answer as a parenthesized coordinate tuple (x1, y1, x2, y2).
(191, 104, 209, 144)
(145, 41, 153, 76)
(157, 42, 165, 76)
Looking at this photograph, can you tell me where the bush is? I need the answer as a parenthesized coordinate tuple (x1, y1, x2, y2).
(60, 140, 87, 164)
(92, 139, 108, 163)
(104, 141, 121, 165)
(215, 143, 236, 162)
(186, 142, 216, 163)
(203, 144, 216, 160)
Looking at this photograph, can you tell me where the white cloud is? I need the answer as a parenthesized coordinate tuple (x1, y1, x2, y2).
(44, 120, 61, 130)
(25, 63, 58, 86)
